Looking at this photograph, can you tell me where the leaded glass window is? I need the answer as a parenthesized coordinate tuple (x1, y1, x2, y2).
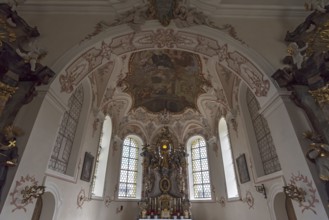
(118, 137, 139, 198)
(48, 86, 84, 174)
(191, 137, 211, 199)
(219, 118, 239, 199)
(246, 89, 281, 175)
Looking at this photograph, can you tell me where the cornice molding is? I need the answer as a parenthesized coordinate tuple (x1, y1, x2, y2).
(18, 1, 308, 18)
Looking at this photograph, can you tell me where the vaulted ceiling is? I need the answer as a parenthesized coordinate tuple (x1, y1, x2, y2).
(30, 0, 302, 143)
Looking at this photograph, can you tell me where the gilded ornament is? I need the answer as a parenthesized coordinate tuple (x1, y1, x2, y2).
(283, 184, 306, 203)
(309, 83, 329, 104)
(21, 185, 45, 204)
(0, 81, 18, 100)
(0, 18, 16, 46)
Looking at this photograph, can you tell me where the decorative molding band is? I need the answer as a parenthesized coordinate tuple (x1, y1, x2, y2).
(18, 2, 308, 18)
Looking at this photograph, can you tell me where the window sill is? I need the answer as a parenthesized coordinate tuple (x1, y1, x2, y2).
(91, 195, 104, 201)
(226, 197, 241, 202)
(45, 169, 77, 183)
(190, 198, 213, 203)
(117, 198, 141, 202)
(255, 170, 283, 183)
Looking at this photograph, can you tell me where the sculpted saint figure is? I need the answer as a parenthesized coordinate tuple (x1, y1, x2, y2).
(0, 126, 21, 199)
(304, 131, 329, 203)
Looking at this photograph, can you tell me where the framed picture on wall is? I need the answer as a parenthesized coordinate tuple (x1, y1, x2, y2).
(236, 153, 250, 184)
(80, 152, 94, 182)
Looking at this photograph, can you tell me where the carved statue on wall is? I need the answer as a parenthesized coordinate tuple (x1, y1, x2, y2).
(16, 39, 47, 72)
(305, 0, 329, 12)
(0, 3, 55, 133)
(272, 4, 329, 140)
(304, 131, 329, 204)
(0, 125, 22, 199)
(0, 3, 54, 208)
(272, 3, 329, 208)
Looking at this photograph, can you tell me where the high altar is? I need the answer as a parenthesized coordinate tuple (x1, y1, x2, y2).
(138, 127, 192, 219)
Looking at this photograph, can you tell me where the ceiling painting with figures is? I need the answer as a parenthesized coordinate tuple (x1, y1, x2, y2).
(121, 49, 208, 113)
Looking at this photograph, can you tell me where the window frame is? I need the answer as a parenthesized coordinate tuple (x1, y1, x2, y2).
(187, 135, 212, 201)
(47, 85, 90, 180)
(219, 117, 240, 201)
(245, 89, 281, 176)
(117, 135, 143, 201)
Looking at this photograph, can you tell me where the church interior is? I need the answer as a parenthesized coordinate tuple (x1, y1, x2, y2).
(1, 0, 329, 219)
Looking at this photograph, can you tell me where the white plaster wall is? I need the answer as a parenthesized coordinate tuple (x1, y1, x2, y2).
(0, 91, 64, 219)
(0, 90, 46, 210)
(261, 93, 328, 219)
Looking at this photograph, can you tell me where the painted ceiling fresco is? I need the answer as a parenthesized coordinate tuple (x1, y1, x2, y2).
(121, 49, 208, 113)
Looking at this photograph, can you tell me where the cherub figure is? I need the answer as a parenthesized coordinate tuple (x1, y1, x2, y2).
(6, 0, 26, 27)
(305, 0, 328, 13)
(287, 42, 308, 69)
(16, 40, 47, 72)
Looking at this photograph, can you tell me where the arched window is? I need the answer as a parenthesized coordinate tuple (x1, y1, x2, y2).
(219, 118, 239, 199)
(48, 85, 84, 174)
(246, 89, 281, 175)
(91, 116, 112, 198)
(187, 136, 211, 200)
(118, 135, 143, 199)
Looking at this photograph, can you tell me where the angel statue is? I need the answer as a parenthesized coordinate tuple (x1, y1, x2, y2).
(304, 131, 329, 204)
(5, 0, 26, 27)
(16, 39, 47, 72)
(287, 42, 308, 69)
(304, 0, 328, 13)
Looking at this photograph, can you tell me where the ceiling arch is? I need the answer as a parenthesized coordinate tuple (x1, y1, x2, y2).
(49, 21, 279, 141)
(51, 22, 277, 104)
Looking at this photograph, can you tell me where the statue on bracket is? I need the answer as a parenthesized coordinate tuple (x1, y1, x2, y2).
(304, 131, 329, 204)
(272, 3, 329, 138)
(0, 125, 23, 200)
(272, 2, 329, 208)
(0, 3, 54, 206)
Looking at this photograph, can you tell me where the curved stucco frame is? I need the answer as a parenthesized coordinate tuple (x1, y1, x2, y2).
(43, 181, 63, 220)
(267, 179, 286, 220)
(49, 21, 278, 111)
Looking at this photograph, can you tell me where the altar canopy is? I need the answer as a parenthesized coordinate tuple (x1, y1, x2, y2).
(139, 127, 191, 219)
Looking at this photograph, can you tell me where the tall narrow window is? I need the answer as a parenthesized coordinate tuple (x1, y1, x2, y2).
(118, 136, 142, 199)
(188, 136, 211, 200)
(246, 89, 281, 175)
(219, 118, 239, 199)
(48, 86, 84, 174)
(91, 116, 112, 198)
